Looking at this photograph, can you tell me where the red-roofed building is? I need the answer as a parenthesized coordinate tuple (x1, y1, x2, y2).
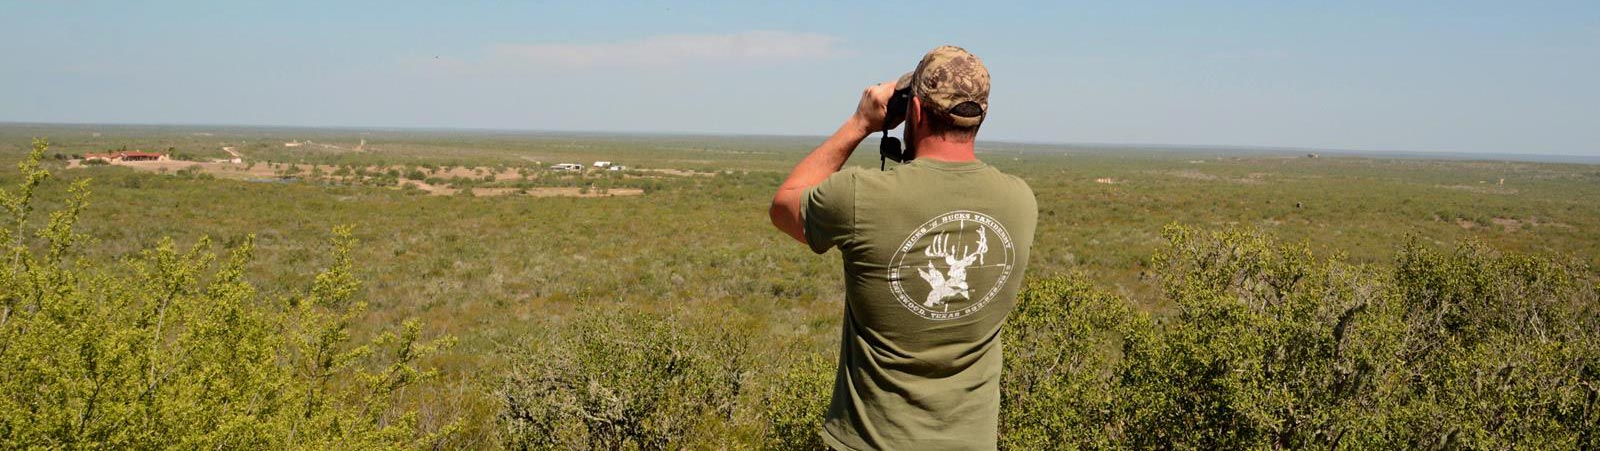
(118, 151, 164, 161)
(83, 151, 167, 162)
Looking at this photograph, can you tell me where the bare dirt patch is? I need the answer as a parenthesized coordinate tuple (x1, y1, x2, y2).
(67, 159, 650, 198)
(522, 187, 644, 197)
(1154, 169, 1266, 184)
(430, 166, 523, 181)
(640, 168, 715, 177)
(1166, 169, 1219, 181)
(1491, 217, 1523, 232)
(71, 159, 278, 179)
(413, 186, 644, 198)
(1455, 217, 1536, 232)
(1437, 184, 1519, 195)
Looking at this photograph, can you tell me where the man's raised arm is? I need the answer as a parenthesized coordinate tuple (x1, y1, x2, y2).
(769, 80, 898, 244)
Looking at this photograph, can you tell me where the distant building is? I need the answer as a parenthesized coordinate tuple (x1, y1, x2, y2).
(119, 152, 165, 161)
(83, 151, 167, 162)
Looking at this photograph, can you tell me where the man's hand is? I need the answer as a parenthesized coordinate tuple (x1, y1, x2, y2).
(851, 79, 903, 135)
(769, 80, 900, 246)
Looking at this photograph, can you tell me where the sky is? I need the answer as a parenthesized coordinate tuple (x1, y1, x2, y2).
(3, 1, 1598, 156)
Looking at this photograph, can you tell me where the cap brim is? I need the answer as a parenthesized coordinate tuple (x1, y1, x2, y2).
(894, 72, 914, 91)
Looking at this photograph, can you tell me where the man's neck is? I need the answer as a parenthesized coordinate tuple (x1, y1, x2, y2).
(913, 137, 978, 162)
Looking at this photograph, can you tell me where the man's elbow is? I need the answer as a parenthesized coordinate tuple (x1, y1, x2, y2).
(767, 198, 787, 231)
(768, 192, 806, 244)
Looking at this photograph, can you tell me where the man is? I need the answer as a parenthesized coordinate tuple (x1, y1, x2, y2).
(768, 46, 1037, 451)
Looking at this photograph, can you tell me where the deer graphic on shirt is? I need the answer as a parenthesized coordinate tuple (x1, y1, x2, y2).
(916, 227, 988, 309)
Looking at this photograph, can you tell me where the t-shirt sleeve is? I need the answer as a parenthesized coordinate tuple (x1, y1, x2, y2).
(801, 169, 857, 254)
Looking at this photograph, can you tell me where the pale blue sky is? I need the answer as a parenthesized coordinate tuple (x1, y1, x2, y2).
(3, 1, 1597, 155)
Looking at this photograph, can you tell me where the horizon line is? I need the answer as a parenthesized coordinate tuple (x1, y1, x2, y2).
(4, 120, 1597, 164)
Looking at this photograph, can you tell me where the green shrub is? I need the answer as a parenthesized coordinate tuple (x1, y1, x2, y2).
(496, 307, 751, 450)
(761, 353, 832, 450)
(1380, 238, 1599, 449)
(1001, 224, 1598, 449)
(1000, 276, 1136, 449)
(0, 139, 459, 449)
(175, 164, 212, 180)
(1115, 226, 1398, 449)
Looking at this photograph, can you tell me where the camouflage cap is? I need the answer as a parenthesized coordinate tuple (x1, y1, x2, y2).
(895, 45, 990, 127)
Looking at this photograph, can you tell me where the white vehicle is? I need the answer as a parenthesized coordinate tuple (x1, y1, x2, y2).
(607, 165, 627, 171)
(550, 163, 584, 171)
(593, 161, 612, 168)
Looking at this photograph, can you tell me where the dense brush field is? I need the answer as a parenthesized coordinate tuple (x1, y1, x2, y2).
(2, 123, 1597, 449)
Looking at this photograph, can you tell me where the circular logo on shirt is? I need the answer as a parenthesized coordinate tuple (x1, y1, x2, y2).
(888, 210, 1016, 320)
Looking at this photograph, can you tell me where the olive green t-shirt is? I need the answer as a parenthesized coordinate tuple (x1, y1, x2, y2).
(803, 158, 1037, 451)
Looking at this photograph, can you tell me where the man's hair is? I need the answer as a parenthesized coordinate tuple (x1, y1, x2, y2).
(922, 101, 983, 142)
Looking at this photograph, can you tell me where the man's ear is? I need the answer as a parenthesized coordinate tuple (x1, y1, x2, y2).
(907, 97, 924, 138)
